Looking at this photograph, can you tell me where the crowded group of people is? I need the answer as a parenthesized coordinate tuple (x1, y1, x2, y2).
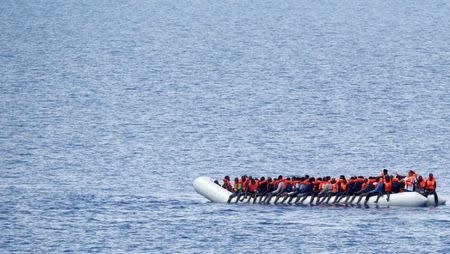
(217, 169, 439, 206)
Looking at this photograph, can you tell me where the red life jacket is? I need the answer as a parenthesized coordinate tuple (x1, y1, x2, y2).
(271, 180, 280, 188)
(313, 180, 320, 191)
(259, 179, 268, 185)
(384, 180, 392, 192)
(242, 178, 249, 190)
(223, 178, 232, 191)
(426, 177, 436, 191)
(248, 181, 258, 192)
(317, 180, 323, 190)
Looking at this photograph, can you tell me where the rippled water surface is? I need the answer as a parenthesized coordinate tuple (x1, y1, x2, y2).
(1, 0, 450, 253)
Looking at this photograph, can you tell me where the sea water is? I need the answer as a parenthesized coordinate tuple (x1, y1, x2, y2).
(1, 0, 450, 253)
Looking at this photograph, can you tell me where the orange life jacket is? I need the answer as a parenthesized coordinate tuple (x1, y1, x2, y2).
(332, 182, 338, 193)
(283, 180, 291, 189)
(404, 175, 415, 191)
(342, 182, 347, 192)
(417, 179, 426, 190)
(426, 178, 436, 191)
(362, 179, 375, 189)
(384, 180, 392, 192)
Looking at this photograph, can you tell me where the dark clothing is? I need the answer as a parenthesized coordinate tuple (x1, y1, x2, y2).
(425, 190, 438, 205)
(392, 181, 401, 193)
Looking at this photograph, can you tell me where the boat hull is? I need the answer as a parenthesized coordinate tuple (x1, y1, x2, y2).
(193, 176, 446, 207)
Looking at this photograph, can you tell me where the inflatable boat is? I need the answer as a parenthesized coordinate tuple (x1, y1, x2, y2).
(193, 176, 446, 207)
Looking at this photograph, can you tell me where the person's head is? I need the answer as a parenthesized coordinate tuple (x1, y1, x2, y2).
(260, 176, 265, 181)
(234, 177, 239, 182)
(310, 177, 315, 182)
(429, 173, 434, 180)
(225, 176, 230, 180)
(267, 177, 272, 182)
(304, 175, 310, 179)
(418, 175, 423, 181)
(287, 177, 291, 181)
(383, 169, 388, 175)
(278, 175, 283, 180)
(317, 177, 322, 181)
(251, 179, 256, 184)
(331, 178, 336, 183)
(248, 176, 253, 180)
(375, 177, 380, 182)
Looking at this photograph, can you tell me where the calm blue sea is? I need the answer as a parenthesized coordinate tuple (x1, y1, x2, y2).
(1, 0, 450, 253)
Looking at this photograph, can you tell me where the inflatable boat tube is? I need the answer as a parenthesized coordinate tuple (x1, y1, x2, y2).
(193, 176, 446, 207)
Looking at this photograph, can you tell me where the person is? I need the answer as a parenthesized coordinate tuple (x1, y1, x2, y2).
(264, 175, 284, 204)
(222, 176, 232, 191)
(294, 177, 316, 204)
(246, 178, 259, 203)
(285, 177, 305, 204)
(241, 175, 251, 201)
(416, 175, 426, 193)
(343, 176, 364, 204)
(260, 177, 275, 203)
(274, 177, 293, 204)
(317, 178, 338, 204)
(316, 176, 332, 204)
(391, 176, 402, 193)
(255, 177, 268, 203)
(364, 177, 384, 205)
(378, 175, 392, 202)
(424, 173, 438, 206)
(332, 175, 347, 204)
(380, 169, 388, 177)
(227, 177, 244, 203)
(403, 171, 416, 191)
(354, 177, 376, 205)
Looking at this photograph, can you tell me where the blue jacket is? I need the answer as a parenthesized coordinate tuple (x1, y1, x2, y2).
(369, 182, 384, 193)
